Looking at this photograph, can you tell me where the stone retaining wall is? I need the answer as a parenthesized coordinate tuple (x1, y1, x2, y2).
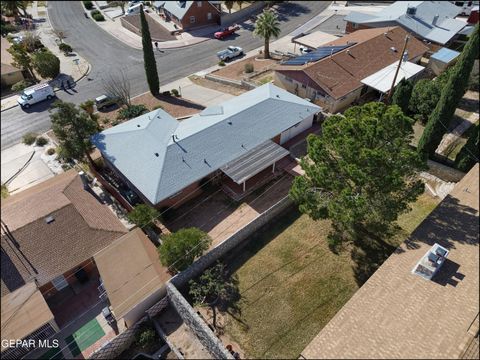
(166, 283, 234, 359)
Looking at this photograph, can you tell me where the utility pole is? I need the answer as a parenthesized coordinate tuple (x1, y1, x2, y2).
(385, 35, 410, 103)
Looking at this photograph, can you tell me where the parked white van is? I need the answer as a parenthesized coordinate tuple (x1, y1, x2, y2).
(125, 3, 143, 16)
(17, 83, 55, 109)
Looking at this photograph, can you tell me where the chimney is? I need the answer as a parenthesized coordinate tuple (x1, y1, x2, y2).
(433, 14, 439, 26)
(78, 171, 89, 190)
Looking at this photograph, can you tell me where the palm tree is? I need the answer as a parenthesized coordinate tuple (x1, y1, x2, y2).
(253, 10, 280, 59)
(224, 0, 234, 14)
(1, 1, 21, 20)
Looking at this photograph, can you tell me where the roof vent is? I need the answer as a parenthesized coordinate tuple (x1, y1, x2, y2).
(137, 124, 141, 128)
(412, 243, 449, 280)
(276, 94, 280, 98)
(406, 6, 416, 16)
(228, 120, 233, 125)
(154, 152, 159, 157)
(390, 47, 397, 52)
(45, 215, 55, 224)
(433, 14, 439, 26)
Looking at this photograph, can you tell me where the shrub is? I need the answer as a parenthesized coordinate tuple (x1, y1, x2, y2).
(162, 90, 171, 96)
(111, 119, 121, 126)
(35, 136, 49, 146)
(135, 324, 156, 348)
(91, 9, 100, 16)
(12, 79, 34, 92)
(92, 13, 105, 21)
(1, 21, 17, 36)
(83, 0, 93, 9)
(22, 132, 38, 145)
(128, 204, 160, 229)
(58, 43, 72, 55)
(244, 63, 254, 73)
(46, 148, 56, 155)
(80, 99, 95, 115)
(117, 104, 148, 120)
(144, 1, 151, 6)
(218, 60, 226, 66)
(171, 88, 179, 97)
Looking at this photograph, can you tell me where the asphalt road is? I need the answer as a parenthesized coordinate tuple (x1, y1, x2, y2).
(0, 1, 330, 150)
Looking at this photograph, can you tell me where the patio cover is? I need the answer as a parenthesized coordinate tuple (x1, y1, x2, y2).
(293, 31, 339, 49)
(221, 140, 289, 185)
(1, 282, 55, 350)
(361, 61, 425, 94)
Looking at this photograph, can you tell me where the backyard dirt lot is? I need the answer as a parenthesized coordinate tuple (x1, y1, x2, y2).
(212, 56, 278, 81)
(201, 192, 441, 359)
(97, 93, 205, 128)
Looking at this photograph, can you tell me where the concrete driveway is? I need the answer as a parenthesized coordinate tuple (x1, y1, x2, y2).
(1, 141, 61, 194)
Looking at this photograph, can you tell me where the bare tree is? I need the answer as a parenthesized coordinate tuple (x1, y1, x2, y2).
(107, 0, 128, 14)
(51, 28, 66, 43)
(102, 70, 132, 108)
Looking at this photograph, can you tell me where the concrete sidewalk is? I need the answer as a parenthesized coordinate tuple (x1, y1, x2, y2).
(1, 1, 91, 112)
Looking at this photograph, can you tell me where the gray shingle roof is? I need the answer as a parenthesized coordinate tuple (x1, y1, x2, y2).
(345, 1, 466, 44)
(92, 84, 320, 205)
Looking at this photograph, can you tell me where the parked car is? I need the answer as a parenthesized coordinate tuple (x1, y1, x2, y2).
(214, 25, 240, 39)
(217, 46, 243, 61)
(125, 3, 143, 15)
(119, 185, 141, 206)
(17, 83, 55, 109)
(95, 95, 119, 110)
(299, 46, 313, 54)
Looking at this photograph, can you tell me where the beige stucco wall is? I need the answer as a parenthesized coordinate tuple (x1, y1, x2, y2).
(1, 70, 24, 86)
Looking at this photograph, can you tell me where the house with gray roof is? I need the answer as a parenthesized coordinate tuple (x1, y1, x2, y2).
(160, 1, 220, 30)
(92, 83, 321, 209)
(345, 1, 467, 45)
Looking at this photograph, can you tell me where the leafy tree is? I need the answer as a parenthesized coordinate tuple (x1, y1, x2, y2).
(49, 101, 99, 164)
(158, 228, 212, 272)
(17, 1, 30, 17)
(418, 24, 479, 160)
(140, 5, 159, 95)
(127, 204, 160, 229)
(290, 102, 425, 249)
(253, 10, 281, 59)
(392, 78, 413, 114)
(32, 50, 60, 79)
(7, 43, 36, 80)
(454, 125, 479, 172)
(189, 262, 237, 329)
(1, 1, 21, 19)
(224, 0, 234, 13)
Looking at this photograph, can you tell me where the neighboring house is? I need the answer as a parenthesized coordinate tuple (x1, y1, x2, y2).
(0, 170, 128, 299)
(160, 1, 220, 30)
(1, 283, 58, 360)
(92, 83, 321, 209)
(274, 26, 429, 113)
(1, 37, 24, 87)
(344, 1, 466, 45)
(301, 164, 479, 359)
(94, 228, 170, 329)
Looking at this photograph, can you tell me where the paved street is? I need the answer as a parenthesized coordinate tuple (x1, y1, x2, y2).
(0, 1, 330, 150)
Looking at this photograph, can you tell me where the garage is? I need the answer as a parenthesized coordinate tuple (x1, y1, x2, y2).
(280, 115, 314, 144)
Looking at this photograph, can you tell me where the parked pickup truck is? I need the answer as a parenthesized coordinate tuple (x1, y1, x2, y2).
(217, 46, 244, 61)
(214, 25, 240, 39)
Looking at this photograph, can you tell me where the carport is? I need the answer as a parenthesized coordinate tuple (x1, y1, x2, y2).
(221, 140, 289, 193)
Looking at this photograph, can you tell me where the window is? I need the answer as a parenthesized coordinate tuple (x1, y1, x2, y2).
(301, 84, 306, 89)
(197, 1, 202, 6)
(207, 12, 212, 20)
(51, 275, 69, 291)
(190, 15, 196, 23)
(352, 23, 359, 29)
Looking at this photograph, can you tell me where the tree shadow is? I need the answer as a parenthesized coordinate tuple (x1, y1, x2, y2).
(273, 2, 311, 22)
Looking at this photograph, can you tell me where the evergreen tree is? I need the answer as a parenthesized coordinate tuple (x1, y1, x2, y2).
(392, 78, 413, 114)
(454, 125, 479, 172)
(140, 5, 159, 95)
(418, 24, 479, 159)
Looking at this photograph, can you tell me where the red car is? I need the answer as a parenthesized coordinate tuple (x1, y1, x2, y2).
(214, 25, 240, 40)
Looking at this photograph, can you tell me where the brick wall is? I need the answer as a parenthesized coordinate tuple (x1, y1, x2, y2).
(156, 180, 204, 210)
(181, 1, 220, 30)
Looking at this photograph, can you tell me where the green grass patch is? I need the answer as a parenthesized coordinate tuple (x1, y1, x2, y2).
(65, 318, 105, 357)
(222, 193, 440, 359)
(1, 184, 8, 199)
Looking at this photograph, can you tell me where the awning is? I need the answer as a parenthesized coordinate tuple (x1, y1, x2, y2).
(361, 61, 425, 93)
(293, 31, 339, 49)
(221, 140, 289, 184)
